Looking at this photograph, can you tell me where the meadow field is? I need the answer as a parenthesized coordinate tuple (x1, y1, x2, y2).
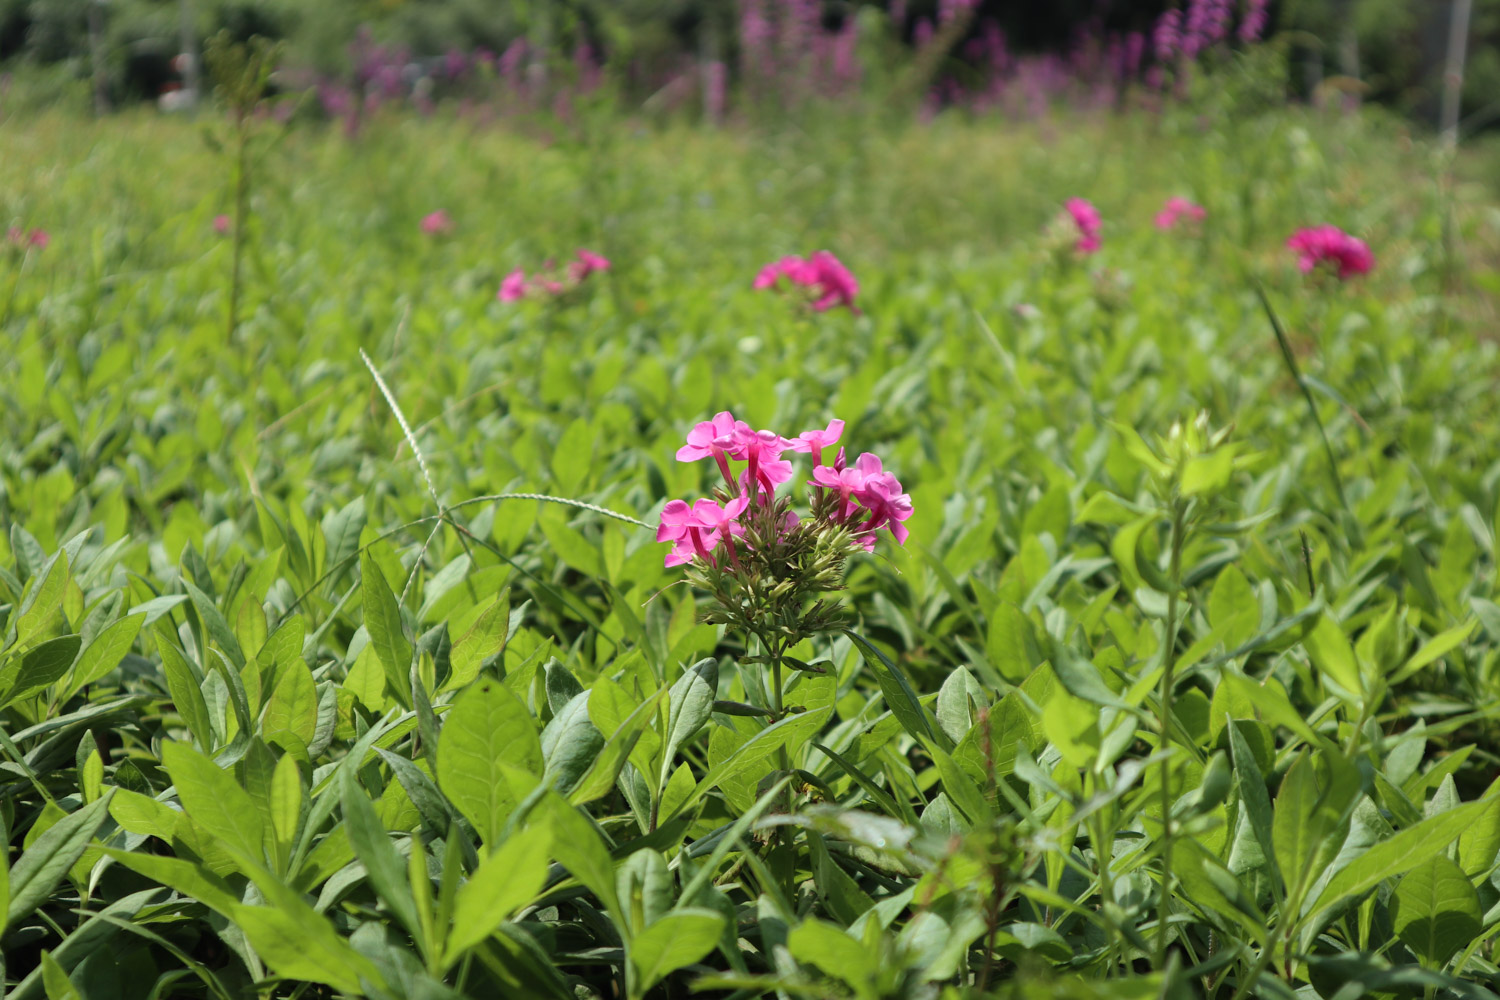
(4, 95, 1500, 999)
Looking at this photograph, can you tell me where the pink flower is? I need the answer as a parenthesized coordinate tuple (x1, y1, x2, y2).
(1155, 197, 1206, 231)
(421, 210, 453, 236)
(677, 410, 742, 486)
(790, 419, 845, 467)
(569, 248, 611, 280)
(498, 269, 528, 302)
(1286, 225, 1374, 280)
(753, 251, 859, 312)
(657, 496, 747, 567)
(213, 214, 231, 235)
(1064, 198, 1102, 254)
(813, 452, 913, 545)
(734, 425, 793, 497)
(854, 471, 914, 545)
(27, 229, 49, 250)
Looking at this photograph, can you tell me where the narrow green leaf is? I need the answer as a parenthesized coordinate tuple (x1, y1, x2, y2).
(7, 792, 113, 927)
(441, 823, 552, 968)
(361, 549, 412, 708)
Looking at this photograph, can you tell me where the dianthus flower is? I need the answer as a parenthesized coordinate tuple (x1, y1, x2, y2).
(1286, 225, 1374, 280)
(753, 250, 859, 312)
(1064, 198, 1102, 254)
(1155, 197, 1207, 231)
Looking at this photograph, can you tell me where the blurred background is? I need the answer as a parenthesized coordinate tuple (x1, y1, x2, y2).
(0, 1, 1493, 139)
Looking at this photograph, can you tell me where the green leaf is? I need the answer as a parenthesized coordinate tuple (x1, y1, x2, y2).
(16, 550, 68, 645)
(2, 635, 82, 705)
(341, 768, 423, 945)
(436, 678, 542, 844)
(660, 658, 717, 789)
(787, 918, 871, 988)
(7, 792, 113, 927)
(228, 897, 383, 995)
(40, 951, 80, 1000)
(269, 752, 303, 853)
(161, 741, 265, 868)
(361, 549, 413, 708)
(64, 613, 145, 697)
(158, 634, 214, 750)
(552, 417, 595, 494)
(1309, 798, 1490, 916)
(441, 822, 553, 968)
(1303, 612, 1362, 698)
(541, 689, 605, 796)
(262, 657, 318, 748)
(629, 910, 726, 994)
(445, 587, 510, 692)
(845, 629, 950, 751)
(570, 685, 666, 806)
(1391, 854, 1482, 966)
(1389, 619, 1477, 684)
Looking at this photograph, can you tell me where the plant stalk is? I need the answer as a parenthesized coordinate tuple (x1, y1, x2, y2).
(1155, 496, 1187, 969)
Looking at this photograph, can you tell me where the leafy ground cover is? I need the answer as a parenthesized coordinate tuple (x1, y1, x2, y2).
(3, 102, 1500, 998)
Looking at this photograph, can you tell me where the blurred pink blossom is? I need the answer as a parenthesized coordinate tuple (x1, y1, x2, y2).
(1287, 225, 1374, 279)
(1065, 198, 1102, 254)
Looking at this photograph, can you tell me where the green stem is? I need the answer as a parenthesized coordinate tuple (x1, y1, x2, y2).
(1155, 497, 1187, 969)
(227, 121, 248, 344)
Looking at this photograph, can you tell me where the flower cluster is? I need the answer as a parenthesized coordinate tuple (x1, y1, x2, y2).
(421, 210, 454, 236)
(1155, 197, 1207, 231)
(1286, 225, 1375, 280)
(659, 412, 910, 570)
(1064, 198, 1102, 254)
(659, 411, 912, 659)
(753, 251, 859, 312)
(5, 226, 48, 252)
(498, 248, 611, 302)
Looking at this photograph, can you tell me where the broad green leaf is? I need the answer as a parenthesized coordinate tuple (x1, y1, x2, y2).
(262, 657, 318, 748)
(65, 613, 144, 696)
(570, 685, 666, 806)
(158, 635, 214, 750)
(270, 752, 303, 853)
(3, 635, 82, 705)
(442, 823, 552, 967)
(1303, 612, 1361, 698)
(436, 678, 542, 843)
(787, 918, 871, 988)
(7, 792, 113, 927)
(445, 587, 510, 692)
(361, 549, 412, 707)
(629, 909, 726, 994)
(1391, 855, 1481, 966)
(16, 550, 68, 645)
(161, 740, 264, 868)
(660, 658, 717, 788)
(40, 951, 80, 1000)
(541, 689, 605, 796)
(1309, 798, 1490, 916)
(229, 898, 383, 995)
(341, 768, 422, 944)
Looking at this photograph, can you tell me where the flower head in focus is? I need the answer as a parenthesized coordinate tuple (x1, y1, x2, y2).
(1286, 225, 1374, 280)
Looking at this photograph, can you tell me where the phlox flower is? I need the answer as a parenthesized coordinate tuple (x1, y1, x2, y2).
(1155, 197, 1206, 231)
(656, 496, 747, 567)
(1064, 198, 1102, 254)
(498, 268, 528, 302)
(421, 210, 453, 235)
(569, 248, 611, 280)
(7, 226, 47, 251)
(1286, 225, 1374, 280)
(753, 250, 859, 312)
(790, 419, 844, 467)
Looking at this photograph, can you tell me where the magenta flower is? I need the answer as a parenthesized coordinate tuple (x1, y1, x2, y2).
(753, 251, 859, 312)
(1064, 198, 1102, 254)
(1155, 197, 1207, 231)
(1286, 225, 1374, 280)
(677, 410, 743, 487)
(811, 452, 912, 546)
(213, 214, 231, 235)
(568, 248, 611, 281)
(790, 419, 845, 467)
(421, 210, 453, 236)
(498, 269, 528, 302)
(657, 496, 747, 567)
(8, 226, 47, 251)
